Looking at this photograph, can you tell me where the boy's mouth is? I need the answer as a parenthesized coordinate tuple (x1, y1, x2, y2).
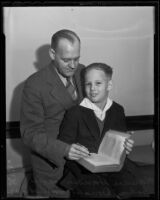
(90, 93, 98, 97)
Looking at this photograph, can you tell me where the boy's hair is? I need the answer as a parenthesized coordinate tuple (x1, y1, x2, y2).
(85, 62, 113, 79)
(51, 29, 81, 50)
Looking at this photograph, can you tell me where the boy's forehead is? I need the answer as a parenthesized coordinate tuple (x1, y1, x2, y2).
(85, 68, 108, 80)
(86, 68, 105, 76)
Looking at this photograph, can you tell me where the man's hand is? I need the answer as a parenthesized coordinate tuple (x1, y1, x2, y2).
(65, 143, 90, 160)
(124, 138, 134, 155)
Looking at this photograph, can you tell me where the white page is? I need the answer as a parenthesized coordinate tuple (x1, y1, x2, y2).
(98, 131, 128, 161)
(82, 153, 118, 166)
(79, 130, 130, 167)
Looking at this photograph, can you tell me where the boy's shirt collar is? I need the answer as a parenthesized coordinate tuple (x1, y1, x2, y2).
(80, 97, 113, 121)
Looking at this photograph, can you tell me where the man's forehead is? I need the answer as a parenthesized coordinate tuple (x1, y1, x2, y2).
(58, 38, 79, 47)
(56, 39, 80, 55)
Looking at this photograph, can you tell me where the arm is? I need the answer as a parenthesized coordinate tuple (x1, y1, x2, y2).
(114, 105, 134, 154)
(20, 81, 69, 166)
(58, 108, 90, 160)
(58, 109, 78, 144)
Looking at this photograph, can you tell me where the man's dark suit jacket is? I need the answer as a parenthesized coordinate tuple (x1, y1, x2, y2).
(20, 61, 84, 188)
(58, 101, 127, 189)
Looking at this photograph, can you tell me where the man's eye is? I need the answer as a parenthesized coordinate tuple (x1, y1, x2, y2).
(63, 59, 69, 62)
(63, 58, 79, 63)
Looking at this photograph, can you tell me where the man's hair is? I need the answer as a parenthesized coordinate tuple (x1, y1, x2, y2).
(85, 62, 113, 79)
(51, 29, 81, 50)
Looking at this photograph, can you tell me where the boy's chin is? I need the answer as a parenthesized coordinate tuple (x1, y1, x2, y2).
(88, 98, 98, 103)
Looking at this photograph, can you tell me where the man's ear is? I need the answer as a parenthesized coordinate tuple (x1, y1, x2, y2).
(107, 80, 112, 91)
(49, 48, 55, 60)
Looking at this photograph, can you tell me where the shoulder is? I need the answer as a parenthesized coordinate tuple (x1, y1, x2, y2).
(26, 65, 49, 82)
(24, 64, 52, 89)
(62, 105, 82, 122)
(65, 104, 90, 116)
(111, 101, 125, 113)
(66, 105, 82, 115)
(65, 105, 93, 118)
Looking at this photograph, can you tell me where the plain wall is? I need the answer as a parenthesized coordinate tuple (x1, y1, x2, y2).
(4, 6, 154, 121)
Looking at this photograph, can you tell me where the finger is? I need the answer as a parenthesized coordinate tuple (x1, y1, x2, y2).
(76, 143, 89, 151)
(128, 139, 134, 144)
(130, 131, 135, 135)
(69, 149, 86, 157)
(124, 141, 133, 148)
(124, 142, 133, 149)
(125, 138, 134, 144)
(126, 150, 130, 155)
(68, 149, 83, 160)
(68, 152, 89, 160)
(69, 145, 90, 158)
(125, 145, 133, 152)
(68, 155, 81, 160)
(74, 144, 90, 154)
(124, 142, 134, 149)
(124, 145, 132, 152)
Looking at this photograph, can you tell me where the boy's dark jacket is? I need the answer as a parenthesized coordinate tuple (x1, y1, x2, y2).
(58, 101, 127, 189)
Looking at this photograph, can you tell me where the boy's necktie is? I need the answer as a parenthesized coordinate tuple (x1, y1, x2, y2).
(66, 78, 77, 100)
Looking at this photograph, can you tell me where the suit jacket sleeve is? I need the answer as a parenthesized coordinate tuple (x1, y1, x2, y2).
(20, 80, 69, 167)
(58, 107, 78, 144)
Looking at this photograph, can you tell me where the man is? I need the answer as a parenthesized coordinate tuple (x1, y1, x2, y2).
(20, 29, 89, 197)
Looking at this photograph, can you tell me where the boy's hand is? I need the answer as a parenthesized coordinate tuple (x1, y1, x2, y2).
(65, 143, 90, 160)
(124, 138, 134, 154)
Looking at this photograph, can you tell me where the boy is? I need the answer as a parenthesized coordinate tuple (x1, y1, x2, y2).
(58, 63, 143, 198)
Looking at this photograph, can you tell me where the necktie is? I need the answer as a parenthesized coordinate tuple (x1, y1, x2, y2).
(66, 78, 77, 100)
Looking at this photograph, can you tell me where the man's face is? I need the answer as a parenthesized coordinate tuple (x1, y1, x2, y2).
(52, 38, 80, 78)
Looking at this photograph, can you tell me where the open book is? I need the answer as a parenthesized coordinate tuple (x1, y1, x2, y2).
(77, 130, 130, 173)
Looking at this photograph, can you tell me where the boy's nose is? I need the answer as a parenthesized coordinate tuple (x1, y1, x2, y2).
(91, 84, 95, 91)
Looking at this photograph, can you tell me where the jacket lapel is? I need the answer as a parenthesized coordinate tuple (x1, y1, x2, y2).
(73, 64, 84, 103)
(81, 107, 100, 140)
(46, 62, 74, 109)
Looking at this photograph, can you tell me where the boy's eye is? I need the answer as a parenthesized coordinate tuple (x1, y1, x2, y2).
(96, 82, 101, 85)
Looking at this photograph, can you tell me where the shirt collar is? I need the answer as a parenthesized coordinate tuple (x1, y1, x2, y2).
(80, 97, 113, 121)
(54, 67, 69, 86)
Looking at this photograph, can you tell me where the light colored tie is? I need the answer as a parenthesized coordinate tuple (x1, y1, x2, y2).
(66, 78, 77, 100)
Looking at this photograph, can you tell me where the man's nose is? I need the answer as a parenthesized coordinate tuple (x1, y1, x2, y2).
(68, 60, 76, 69)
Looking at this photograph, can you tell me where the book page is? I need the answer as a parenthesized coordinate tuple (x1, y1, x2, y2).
(82, 153, 118, 166)
(78, 130, 130, 169)
(98, 130, 130, 162)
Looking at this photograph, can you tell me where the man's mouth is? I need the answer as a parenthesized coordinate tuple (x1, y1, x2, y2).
(66, 68, 76, 72)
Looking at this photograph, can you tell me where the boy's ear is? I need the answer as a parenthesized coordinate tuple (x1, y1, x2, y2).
(49, 48, 55, 60)
(107, 80, 112, 91)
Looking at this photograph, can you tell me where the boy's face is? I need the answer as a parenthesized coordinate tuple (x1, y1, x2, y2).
(85, 69, 111, 109)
